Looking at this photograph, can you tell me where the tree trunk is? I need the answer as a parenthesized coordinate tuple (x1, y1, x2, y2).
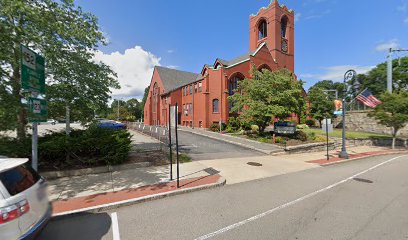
(318, 120, 322, 128)
(12, 66, 27, 140)
(392, 127, 398, 149)
(66, 104, 71, 136)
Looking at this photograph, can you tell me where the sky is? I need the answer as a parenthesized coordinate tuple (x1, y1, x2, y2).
(76, 0, 408, 100)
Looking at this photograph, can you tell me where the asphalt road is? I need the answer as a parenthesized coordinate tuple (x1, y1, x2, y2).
(135, 126, 264, 160)
(39, 153, 408, 240)
(175, 130, 263, 160)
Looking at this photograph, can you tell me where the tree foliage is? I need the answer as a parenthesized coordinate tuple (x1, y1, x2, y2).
(368, 91, 408, 149)
(308, 87, 334, 127)
(357, 57, 408, 96)
(0, 0, 119, 138)
(309, 80, 345, 99)
(104, 98, 143, 121)
(229, 68, 304, 133)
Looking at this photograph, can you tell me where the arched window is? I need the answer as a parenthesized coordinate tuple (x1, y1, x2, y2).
(258, 19, 267, 40)
(281, 16, 288, 38)
(258, 64, 272, 72)
(213, 99, 219, 113)
(153, 83, 159, 113)
(228, 74, 244, 111)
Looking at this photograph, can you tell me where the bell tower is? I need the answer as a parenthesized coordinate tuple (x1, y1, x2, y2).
(249, 0, 295, 72)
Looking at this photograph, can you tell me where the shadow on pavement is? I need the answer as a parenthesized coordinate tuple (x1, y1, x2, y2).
(37, 212, 111, 240)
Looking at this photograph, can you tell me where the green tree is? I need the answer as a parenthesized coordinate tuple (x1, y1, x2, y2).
(368, 91, 408, 149)
(308, 87, 334, 127)
(358, 57, 408, 96)
(309, 80, 345, 99)
(126, 98, 142, 119)
(229, 68, 304, 133)
(0, 0, 119, 139)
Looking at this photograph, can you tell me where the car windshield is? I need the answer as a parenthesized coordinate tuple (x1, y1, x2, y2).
(0, 165, 41, 196)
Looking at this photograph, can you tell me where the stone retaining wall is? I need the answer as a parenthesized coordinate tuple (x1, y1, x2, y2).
(333, 111, 408, 136)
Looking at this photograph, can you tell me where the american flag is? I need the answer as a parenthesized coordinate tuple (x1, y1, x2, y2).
(356, 89, 382, 108)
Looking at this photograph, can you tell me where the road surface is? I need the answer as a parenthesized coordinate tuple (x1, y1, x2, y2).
(39, 153, 408, 240)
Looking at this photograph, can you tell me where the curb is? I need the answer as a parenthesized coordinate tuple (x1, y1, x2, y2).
(178, 128, 283, 155)
(319, 150, 408, 166)
(52, 177, 226, 217)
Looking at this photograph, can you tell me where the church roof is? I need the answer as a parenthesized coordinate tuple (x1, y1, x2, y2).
(155, 66, 200, 93)
(215, 43, 270, 68)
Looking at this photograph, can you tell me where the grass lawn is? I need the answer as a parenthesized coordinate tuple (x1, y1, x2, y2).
(302, 128, 390, 139)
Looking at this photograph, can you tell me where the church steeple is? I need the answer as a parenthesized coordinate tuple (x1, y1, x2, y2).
(249, 1, 295, 72)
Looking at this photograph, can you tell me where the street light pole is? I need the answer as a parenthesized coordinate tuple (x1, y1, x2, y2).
(387, 48, 393, 93)
(387, 48, 408, 93)
(339, 70, 356, 159)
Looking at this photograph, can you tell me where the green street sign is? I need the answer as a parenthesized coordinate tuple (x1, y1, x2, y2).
(21, 45, 45, 94)
(28, 97, 47, 122)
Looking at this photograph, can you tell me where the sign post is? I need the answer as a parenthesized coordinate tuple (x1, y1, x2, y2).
(175, 103, 180, 188)
(322, 119, 333, 160)
(168, 107, 173, 180)
(21, 45, 46, 171)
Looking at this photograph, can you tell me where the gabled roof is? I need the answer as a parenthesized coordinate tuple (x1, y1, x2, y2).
(155, 66, 200, 93)
(214, 42, 273, 68)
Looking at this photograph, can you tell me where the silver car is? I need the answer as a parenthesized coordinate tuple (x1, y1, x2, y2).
(0, 158, 52, 240)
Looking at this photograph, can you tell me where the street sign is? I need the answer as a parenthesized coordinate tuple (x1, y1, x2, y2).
(28, 97, 47, 122)
(21, 45, 46, 94)
(322, 119, 333, 133)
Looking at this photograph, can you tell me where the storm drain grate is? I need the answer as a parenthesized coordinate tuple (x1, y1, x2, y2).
(247, 162, 263, 167)
(353, 178, 373, 183)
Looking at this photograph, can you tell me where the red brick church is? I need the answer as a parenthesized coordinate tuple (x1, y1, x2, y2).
(144, 0, 295, 128)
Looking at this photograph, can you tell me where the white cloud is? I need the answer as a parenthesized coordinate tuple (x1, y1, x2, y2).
(375, 39, 400, 52)
(166, 65, 179, 69)
(167, 49, 175, 54)
(300, 65, 374, 82)
(294, 13, 301, 22)
(93, 46, 161, 99)
(304, 9, 331, 20)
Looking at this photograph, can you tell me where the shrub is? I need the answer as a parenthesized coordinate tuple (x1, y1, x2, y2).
(251, 125, 259, 133)
(314, 135, 327, 142)
(295, 130, 308, 141)
(227, 117, 241, 131)
(0, 136, 31, 158)
(0, 126, 132, 169)
(209, 122, 226, 132)
(307, 132, 316, 141)
(296, 124, 309, 130)
(275, 136, 286, 144)
(305, 119, 315, 127)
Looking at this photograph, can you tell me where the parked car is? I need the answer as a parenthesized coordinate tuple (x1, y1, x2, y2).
(97, 119, 127, 129)
(46, 119, 57, 125)
(0, 158, 52, 240)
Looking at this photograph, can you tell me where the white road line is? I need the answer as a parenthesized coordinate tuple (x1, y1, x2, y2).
(111, 212, 121, 240)
(194, 155, 407, 240)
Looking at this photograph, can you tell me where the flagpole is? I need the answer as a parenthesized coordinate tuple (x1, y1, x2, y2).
(347, 87, 368, 111)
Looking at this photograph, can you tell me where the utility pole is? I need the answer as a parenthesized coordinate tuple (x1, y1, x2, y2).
(117, 99, 120, 120)
(387, 48, 408, 93)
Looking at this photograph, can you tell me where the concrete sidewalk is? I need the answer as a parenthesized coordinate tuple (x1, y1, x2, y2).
(47, 146, 399, 200)
(47, 145, 403, 214)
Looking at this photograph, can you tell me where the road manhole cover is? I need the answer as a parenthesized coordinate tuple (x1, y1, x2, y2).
(247, 162, 262, 167)
(353, 178, 373, 183)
